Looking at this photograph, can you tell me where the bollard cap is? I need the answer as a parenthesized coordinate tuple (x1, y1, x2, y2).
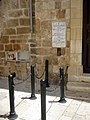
(8, 72, 16, 78)
(31, 64, 35, 67)
(40, 79, 46, 87)
(60, 67, 64, 70)
(11, 72, 16, 78)
(60, 67, 64, 74)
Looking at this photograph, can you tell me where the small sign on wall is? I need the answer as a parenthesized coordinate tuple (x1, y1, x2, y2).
(6, 51, 30, 61)
(52, 21, 66, 48)
(6, 52, 17, 60)
(17, 51, 29, 60)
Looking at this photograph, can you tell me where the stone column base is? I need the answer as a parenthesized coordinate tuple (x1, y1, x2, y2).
(68, 65, 83, 82)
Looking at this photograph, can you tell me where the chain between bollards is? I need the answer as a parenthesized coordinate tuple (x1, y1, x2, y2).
(8, 72, 18, 119)
(40, 79, 46, 120)
(58, 67, 66, 103)
(30, 65, 37, 100)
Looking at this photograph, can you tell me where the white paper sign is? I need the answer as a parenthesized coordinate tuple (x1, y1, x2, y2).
(6, 52, 17, 60)
(52, 22, 66, 47)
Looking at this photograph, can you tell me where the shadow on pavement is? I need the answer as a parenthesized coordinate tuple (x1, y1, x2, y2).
(0, 77, 90, 103)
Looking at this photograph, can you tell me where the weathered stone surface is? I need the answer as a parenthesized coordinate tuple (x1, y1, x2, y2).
(55, 2, 61, 9)
(19, 18, 30, 26)
(8, 10, 23, 17)
(5, 28, 16, 35)
(66, 41, 70, 47)
(36, 48, 51, 55)
(56, 9, 65, 19)
(49, 72, 60, 85)
(68, 65, 83, 76)
(24, 9, 29, 16)
(35, 18, 41, 33)
(61, 0, 70, 9)
(1, 36, 9, 43)
(71, 8, 81, 19)
(13, 44, 21, 50)
(30, 48, 36, 54)
(65, 9, 70, 19)
(7, 19, 19, 27)
(52, 57, 58, 65)
(10, 0, 19, 9)
(71, 19, 81, 28)
(0, 52, 5, 58)
(5, 44, 13, 51)
(42, 1, 55, 10)
(0, 44, 4, 50)
(71, 0, 81, 8)
(20, 0, 29, 8)
(21, 44, 29, 51)
(0, 0, 83, 84)
(42, 40, 52, 47)
(17, 27, 30, 34)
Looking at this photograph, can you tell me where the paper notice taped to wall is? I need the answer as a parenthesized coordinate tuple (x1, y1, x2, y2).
(52, 21, 66, 48)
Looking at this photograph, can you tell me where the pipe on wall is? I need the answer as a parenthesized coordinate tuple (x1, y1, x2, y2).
(30, 0, 33, 32)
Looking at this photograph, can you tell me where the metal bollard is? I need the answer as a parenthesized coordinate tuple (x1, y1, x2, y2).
(45, 60, 50, 87)
(58, 67, 66, 103)
(30, 65, 37, 100)
(8, 72, 18, 119)
(40, 80, 46, 120)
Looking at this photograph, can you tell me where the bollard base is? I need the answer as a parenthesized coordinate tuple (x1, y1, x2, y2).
(58, 98, 66, 103)
(29, 95, 37, 100)
(8, 112, 18, 119)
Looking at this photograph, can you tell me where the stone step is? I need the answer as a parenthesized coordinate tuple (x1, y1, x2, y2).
(67, 80, 90, 101)
(80, 74, 90, 82)
(65, 90, 90, 102)
(67, 81, 90, 93)
(69, 75, 90, 83)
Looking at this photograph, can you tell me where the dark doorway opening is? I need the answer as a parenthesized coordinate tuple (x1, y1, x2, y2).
(82, 0, 90, 73)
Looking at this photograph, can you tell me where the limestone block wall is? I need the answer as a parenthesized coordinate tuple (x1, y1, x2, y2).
(0, 0, 33, 79)
(0, 0, 71, 83)
(34, 0, 71, 84)
(0, 0, 83, 84)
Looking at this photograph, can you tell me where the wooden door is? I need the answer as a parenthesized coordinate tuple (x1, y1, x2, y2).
(82, 0, 90, 73)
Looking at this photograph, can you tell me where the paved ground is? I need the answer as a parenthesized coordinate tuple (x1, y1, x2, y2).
(0, 77, 90, 120)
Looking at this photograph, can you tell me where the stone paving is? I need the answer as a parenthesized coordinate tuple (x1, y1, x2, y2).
(0, 77, 90, 120)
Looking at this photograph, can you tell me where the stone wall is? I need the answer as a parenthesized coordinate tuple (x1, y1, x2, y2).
(0, 0, 33, 79)
(34, 0, 70, 84)
(0, 0, 82, 84)
(68, 0, 83, 81)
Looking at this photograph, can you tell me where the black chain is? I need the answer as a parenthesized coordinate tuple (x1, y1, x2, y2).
(35, 67, 45, 79)
(14, 73, 31, 86)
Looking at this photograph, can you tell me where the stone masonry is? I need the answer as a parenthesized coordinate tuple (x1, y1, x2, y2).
(0, 0, 83, 84)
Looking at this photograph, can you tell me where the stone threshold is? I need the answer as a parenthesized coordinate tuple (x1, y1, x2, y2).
(68, 74, 90, 83)
(67, 74, 90, 95)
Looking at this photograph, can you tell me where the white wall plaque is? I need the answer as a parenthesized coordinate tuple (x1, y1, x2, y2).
(17, 51, 29, 61)
(52, 21, 66, 47)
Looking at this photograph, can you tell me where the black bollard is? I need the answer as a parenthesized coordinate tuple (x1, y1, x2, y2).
(30, 65, 37, 100)
(45, 60, 50, 87)
(58, 67, 66, 103)
(8, 72, 18, 119)
(40, 80, 46, 120)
